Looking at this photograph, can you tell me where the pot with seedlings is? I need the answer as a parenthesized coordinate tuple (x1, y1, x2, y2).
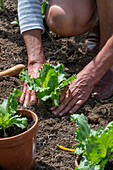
(0, 89, 38, 170)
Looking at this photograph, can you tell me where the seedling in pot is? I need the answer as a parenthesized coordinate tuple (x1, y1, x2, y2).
(19, 63, 76, 106)
(0, 88, 27, 137)
(71, 114, 113, 170)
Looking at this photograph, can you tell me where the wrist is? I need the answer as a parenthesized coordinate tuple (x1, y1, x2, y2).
(28, 52, 46, 66)
(28, 56, 46, 66)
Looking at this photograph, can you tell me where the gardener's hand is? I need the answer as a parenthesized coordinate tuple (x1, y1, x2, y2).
(20, 29, 46, 107)
(20, 63, 43, 107)
(50, 72, 94, 116)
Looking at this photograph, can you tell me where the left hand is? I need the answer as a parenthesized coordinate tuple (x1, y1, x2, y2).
(50, 72, 94, 116)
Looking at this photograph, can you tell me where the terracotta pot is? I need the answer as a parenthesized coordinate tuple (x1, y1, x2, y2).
(0, 109, 38, 170)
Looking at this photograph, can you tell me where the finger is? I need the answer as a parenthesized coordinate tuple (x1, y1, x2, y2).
(59, 86, 69, 103)
(23, 89, 31, 107)
(69, 100, 84, 114)
(58, 97, 78, 116)
(19, 82, 28, 103)
(30, 90, 37, 102)
(50, 106, 56, 111)
(50, 87, 68, 111)
(52, 89, 73, 116)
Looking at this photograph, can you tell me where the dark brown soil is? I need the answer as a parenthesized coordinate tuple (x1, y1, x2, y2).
(0, 1, 113, 169)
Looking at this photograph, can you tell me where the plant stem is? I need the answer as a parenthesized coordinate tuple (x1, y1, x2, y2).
(3, 129, 7, 138)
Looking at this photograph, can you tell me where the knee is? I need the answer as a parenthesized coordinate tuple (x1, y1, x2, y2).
(46, 5, 70, 35)
(46, 0, 97, 36)
(46, 5, 82, 36)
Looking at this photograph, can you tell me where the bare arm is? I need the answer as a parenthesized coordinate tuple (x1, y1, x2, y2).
(20, 29, 46, 106)
(51, 35, 113, 116)
(18, 0, 45, 106)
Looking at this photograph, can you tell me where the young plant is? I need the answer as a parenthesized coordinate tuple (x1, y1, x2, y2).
(11, 17, 19, 27)
(0, 0, 5, 9)
(19, 63, 76, 106)
(41, 0, 48, 19)
(0, 88, 27, 137)
(71, 114, 113, 170)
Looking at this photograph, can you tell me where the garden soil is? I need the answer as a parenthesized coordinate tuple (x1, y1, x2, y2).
(0, 1, 113, 169)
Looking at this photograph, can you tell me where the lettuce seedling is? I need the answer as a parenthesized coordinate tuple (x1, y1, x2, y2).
(19, 63, 76, 106)
(0, 88, 27, 137)
(71, 114, 113, 170)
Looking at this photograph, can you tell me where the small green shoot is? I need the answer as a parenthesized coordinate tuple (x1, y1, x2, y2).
(41, 0, 48, 19)
(0, 88, 27, 137)
(11, 17, 19, 27)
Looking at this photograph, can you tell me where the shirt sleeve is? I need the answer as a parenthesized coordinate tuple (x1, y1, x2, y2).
(18, 0, 44, 34)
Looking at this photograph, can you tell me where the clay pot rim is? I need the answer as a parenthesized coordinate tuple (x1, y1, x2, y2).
(0, 109, 38, 141)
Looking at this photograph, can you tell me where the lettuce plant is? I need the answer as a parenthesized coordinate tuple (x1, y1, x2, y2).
(71, 114, 113, 170)
(0, 88, 27, 137)
(19, 63, 76, 106)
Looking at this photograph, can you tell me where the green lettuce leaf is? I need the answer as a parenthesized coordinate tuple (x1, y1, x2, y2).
(7, 88, 22, 115)
(0, 99, 8, 115)
(0, 89, 27, 136)
(14, 117, 28, 129)
(19, 63, 76, 106)
(71, 114, 91, 142)
(71, 113, 113, 169)
(84, 121, 113, 166)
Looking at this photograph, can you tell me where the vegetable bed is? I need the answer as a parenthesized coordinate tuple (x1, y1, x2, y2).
(0, 0, 113, 169)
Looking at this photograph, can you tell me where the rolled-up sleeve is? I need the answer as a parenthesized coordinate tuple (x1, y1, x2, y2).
(18, 0, 44, 34)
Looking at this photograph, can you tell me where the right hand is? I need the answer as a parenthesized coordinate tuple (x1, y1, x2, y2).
(50, 71, 94, 116)
(20, 62, 44, 107)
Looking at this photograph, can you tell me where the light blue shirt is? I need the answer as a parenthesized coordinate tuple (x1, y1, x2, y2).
(18, 0, 44, 34)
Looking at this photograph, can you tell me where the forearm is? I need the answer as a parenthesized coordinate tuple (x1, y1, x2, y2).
(23, 29, 46, 65)
(20, 29, 45, 105)
(80, 35, 113, 85)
